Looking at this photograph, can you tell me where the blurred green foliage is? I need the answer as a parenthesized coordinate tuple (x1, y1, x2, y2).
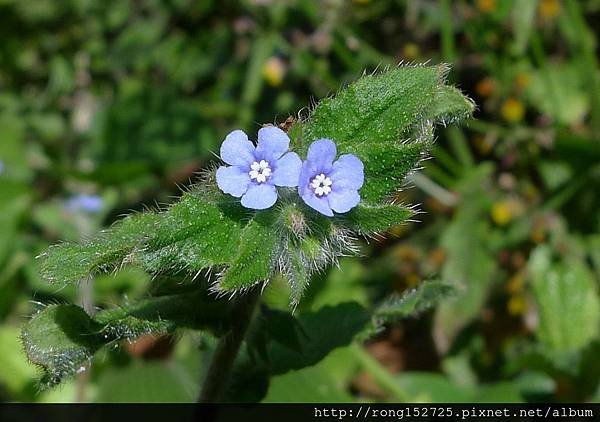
(1, 0, 599, 403)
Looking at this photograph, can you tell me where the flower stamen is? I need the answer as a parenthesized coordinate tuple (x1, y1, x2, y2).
(249, 160, 272, 183)
(310, 173, 333, 196)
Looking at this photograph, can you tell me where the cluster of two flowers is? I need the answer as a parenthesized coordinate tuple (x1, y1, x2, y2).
(216, 126, 364, 217)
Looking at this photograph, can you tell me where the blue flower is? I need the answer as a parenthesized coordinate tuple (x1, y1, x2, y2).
(298, 139, 364, 217)
(66, 194, 104, 213)
(0, 160, 4, 175)
(216, 127, 302, 210)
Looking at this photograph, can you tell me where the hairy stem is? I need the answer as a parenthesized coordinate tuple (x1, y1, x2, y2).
(198, 288, 260, 403)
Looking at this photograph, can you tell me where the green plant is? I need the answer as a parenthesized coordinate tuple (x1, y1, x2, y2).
(21, 64, 473, 402)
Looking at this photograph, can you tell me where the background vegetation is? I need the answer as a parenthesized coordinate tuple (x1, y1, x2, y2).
(1, 0, 599, 402)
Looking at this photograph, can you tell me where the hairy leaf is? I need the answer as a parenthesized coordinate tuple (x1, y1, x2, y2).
(296, 65, 445, 153)
(22, 289, 232, 387)
(375, 281, 457, 321)
(343, 203, 414, 235)
(349, 138, 432, 203)
(141, 192, 246, 273)
(429, 85, 476, 125)
(21, 305, 103, 388)
(219, 213, 279, 291)
(362, 280, 457, 339)
(40, 213, 159, 285)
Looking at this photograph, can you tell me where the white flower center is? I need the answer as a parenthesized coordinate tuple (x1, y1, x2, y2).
(310, 173, 332, 196)
(249, 160, 272, 183)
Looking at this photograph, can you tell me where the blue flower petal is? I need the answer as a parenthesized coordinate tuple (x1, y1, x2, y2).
(241, 183, 278, 210)
(298, 160, 315, 192)
(306, 139, 336, 171)
(256, 126, 290, 160)
(330, 154, 364, 190)
(271, 152, 302, 187)
(216, 165, 250, 197)
(301, 191, 334, 217)
(327, 189, 360, 214)
(220, 130, 255, 167)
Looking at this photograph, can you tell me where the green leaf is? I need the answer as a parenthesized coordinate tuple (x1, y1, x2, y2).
(429, 85, 476, 126)
(224, 348, 270, 403)
(21, 288, 233, 387)
(263, 353, 354, 403)
(40, 212, 159, 285)
(529, 246, 600, 353)
(526, 63, 589, 126)
(362, 280, 457, 339)
(97, 362, 197, 402)
(295, 66, 455, 204)
(433, 164, 496, 351)
(396, 372, 473, 402)
(218, 213, 279, 291)
(307, 259, 369, 311)
(375, 280, 456, 321)
(94, 288, 233, 337)
(395, 372, 523, 403)
(141, 192, 246, 273)
(296, 65, 445, 153)
(350, 139, 432, 203)
(343, 203, 414, 235)
(265, 302, 369, 375)
(21, 305, 103, 388)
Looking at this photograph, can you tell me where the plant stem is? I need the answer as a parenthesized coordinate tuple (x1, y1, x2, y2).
(350, 343, 410, 402)
(198, 288, 260, 403)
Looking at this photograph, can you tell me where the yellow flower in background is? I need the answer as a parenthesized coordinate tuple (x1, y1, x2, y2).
(476, 0, 497, 13)
(262, 57, 286, 87)
(539, 0, 561, 20)
(506, 272, 525, 294)
(491, 200, 513, 226)
(501, 97, 525, 123)
(507, 295, 527, 316)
